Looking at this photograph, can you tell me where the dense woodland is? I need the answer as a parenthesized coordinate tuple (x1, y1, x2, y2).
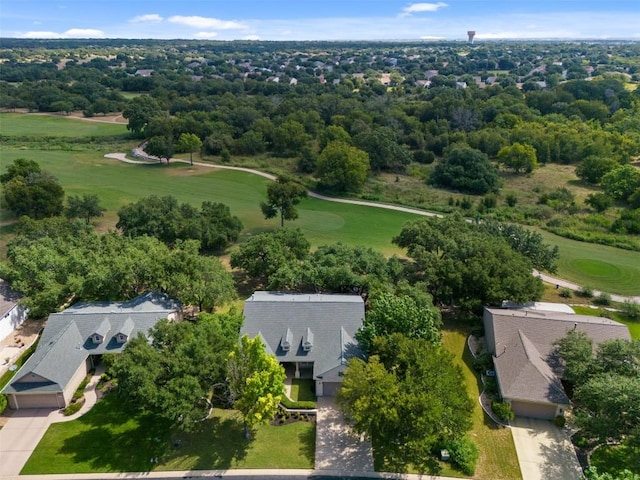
(1, 39, 640, 250)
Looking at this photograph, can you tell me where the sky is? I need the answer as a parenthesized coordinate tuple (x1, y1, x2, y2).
(1, 0, 639, 41)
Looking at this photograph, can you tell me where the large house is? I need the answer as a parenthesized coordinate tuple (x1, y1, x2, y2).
(483, 305, 631, 419)
(2, 292, 180, 410)
(241, 291, 364, 396)
(0, 278, 28, 343)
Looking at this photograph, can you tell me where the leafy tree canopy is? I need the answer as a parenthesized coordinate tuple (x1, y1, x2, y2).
(117, 195, 242, 252)
(316, 141, 370, 192)
(356, 292, 441, 354)
(2, 171, 64, 220)
(430, 143, 500, 195)
(112, 310, 242, 430)
(227, 335, 286, 438)
(601, 165, 640, 203)
(497, 142, 538, 173)
(338, 334, 474, 474)
(65, 193, 105, 224)
(260, 175, 307, 227)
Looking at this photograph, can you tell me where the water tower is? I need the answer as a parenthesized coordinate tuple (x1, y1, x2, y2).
(467, 30, 476, 43)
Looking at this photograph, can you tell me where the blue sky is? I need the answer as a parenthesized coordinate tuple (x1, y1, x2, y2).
(2, 1, 639, 41)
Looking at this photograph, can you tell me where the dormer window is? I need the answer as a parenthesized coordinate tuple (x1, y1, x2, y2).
(116, 318, 134, 345)
(303, 327, 314, 352)
(281, 328, 293, 352)
(116, 333, 127, 344)
(90, 318, 110, 346)
(92, 333, 103, 344)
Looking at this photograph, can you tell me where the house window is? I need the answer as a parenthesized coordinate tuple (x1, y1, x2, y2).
(93, 334, 102, 344)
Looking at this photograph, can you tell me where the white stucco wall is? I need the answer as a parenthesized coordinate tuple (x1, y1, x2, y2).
(0, 304, 28, 343)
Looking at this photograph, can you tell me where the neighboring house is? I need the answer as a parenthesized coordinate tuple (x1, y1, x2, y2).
(241, 291, 364, 396)
(2, 292, 180, 410)
(484, 305, 631, 419)
(0, 279, 28, 343)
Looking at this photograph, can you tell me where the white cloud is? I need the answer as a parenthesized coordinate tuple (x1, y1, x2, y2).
(64, 28, 105, 37)
(420, 35, 445, 40)
(401, 2, 448, 16)
(167, 15, 246, 30)
(22, 28, 105, 38)
(22, 31, 63, 38)
(129, 14, 163, 24)
(193, 31, 218, 39)
(244, 35, 260, 41)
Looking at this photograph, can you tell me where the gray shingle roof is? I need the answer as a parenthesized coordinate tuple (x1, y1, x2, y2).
(485, 307, 631, 406)
(241, 291, 364, 379)
(3, 292, 179, 396)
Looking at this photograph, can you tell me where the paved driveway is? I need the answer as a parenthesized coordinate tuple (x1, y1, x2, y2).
(315, 396, 374, 472)
(0, 407, 55, 476)
(511, 417, 583, 480)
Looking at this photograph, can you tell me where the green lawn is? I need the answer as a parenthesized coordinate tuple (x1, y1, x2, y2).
(571, 305, 640, 339)
(590, 441, 640, 476)
(0, 112, 127, 137)
(536, 229, 640, 297)
(21, 395, 314, 474)
(441, 319, 522, 480)
(289, 379, 317, 403)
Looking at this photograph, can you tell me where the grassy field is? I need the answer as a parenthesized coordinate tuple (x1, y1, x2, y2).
(440, 319, 522, 480)
(571, 305, 640, 339)
(21, 395, 314, 474)
(536, 229, 640, 297)
(289, 379, 317, 403)
(0, 112, 127, 137)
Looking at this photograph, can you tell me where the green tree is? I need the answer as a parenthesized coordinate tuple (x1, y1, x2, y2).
(122, 95, 163, 137)
(176, 132, 203, 165)
(226, 335, 286, 438)
(2, 172, 65, 219)
(112, 313, 239, 430)
(576, 156, 618, 184)
(0, 158, 41, 184)
(554, 329, 594, 386)
(356, 293, 441, 354)
(144, 136, 175, 163)
(338, 334, 474, 474)
(585, 193, 613, 213)
(430, 144, 499, 195)
(601, 165, 640, 202)
(316, 141, 370, 192)
(65, 193, 105, 224)
(497, 142, 538, 173)
(260, 175, 308, 227)
(583, 467, 640, 480)
(354, 127, 412, 172)
(230, 228, 310, 284)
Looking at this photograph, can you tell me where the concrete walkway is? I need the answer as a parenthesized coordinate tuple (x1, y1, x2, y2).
(0, 366, 105, 476)
(314, 397, 373, 472)
(511, 417, 582, 480)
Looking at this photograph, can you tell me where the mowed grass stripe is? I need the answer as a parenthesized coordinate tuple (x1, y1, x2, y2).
(536, 229, 640, 297)
(0, 112, 127, 137)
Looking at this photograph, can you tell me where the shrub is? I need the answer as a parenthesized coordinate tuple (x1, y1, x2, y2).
(554, 415, 566, 428)
(559, 288, 573, 298)
(578, 285, 594, 298)
(492, 400, 515, 421)
(473, 353, 494, 373)
(63, 401, 83, 416)
(484, 376, 498, 395)
(445, 437, 479, 476)
(622, 301, 640, 320)
(0, 394, 7, 414)
(505, 194, 518, 207)
(593, 292, 612, 306)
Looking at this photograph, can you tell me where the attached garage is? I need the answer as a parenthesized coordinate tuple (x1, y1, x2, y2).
(321, 382, 341, 397)
(509, 400, 559, 420)
(8, 393, 63, 410)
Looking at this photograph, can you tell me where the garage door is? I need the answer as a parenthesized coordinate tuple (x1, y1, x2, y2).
(11, 394, 61, 409)
(510, 400, 557, 419)
(322, 382, 341, 396)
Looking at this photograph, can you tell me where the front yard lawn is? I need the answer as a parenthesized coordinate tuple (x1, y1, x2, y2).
(440, 317, 522, 480)
(22, 394, 314, 474)
(289, 379, 317, 403)
(590, 441, 640, 477)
